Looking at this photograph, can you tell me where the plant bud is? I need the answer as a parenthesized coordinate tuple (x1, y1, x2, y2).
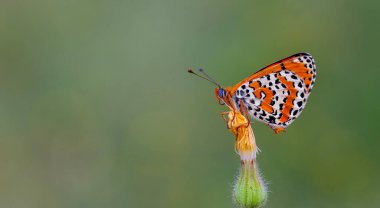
(233, 160, 267, 208)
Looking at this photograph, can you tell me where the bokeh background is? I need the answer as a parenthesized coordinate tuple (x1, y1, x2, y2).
(1, 0, 380, 207)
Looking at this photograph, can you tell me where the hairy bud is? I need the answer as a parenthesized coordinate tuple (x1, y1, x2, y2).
(234, 160, 267, 208)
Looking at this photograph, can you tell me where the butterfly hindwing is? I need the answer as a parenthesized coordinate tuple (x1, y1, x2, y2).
(232, 53, 316, 131)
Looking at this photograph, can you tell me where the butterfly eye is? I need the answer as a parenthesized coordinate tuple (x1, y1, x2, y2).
(218, 88, 225, 98)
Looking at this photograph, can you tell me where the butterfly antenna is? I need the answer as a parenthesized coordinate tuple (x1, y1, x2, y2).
(197, 68, 221, 88)
(187, 68, 221, 88)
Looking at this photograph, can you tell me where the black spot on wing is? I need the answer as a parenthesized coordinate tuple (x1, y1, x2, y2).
(266, 115, 276, 124)
(281, 63, 286, 70)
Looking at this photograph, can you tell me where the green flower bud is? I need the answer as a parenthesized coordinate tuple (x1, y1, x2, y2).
(233, 160, 267, 208)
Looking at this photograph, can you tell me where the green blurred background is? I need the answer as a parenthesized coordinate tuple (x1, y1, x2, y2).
(1, 0, 380, 207)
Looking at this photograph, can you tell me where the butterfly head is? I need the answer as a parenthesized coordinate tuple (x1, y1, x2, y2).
(214, 87, 234, 108)
(214, 87, 229, 105)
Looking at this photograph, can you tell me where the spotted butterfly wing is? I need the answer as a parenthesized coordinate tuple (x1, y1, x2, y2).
(231, 53, 316, 133)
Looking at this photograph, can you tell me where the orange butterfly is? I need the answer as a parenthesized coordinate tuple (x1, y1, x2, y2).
(189, 53, 316, 134)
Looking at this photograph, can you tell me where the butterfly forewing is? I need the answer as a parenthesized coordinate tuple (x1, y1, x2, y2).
(232, 53, 316, 130)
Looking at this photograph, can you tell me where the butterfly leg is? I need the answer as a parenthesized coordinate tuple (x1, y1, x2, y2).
(237, 99, 250, 128)
(220, 111, 229, 122)
(221, 111, 237, 130)
(220, 111, 231, 130)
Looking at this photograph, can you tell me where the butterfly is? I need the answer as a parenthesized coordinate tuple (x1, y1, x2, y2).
(188, 52, 316, 134)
